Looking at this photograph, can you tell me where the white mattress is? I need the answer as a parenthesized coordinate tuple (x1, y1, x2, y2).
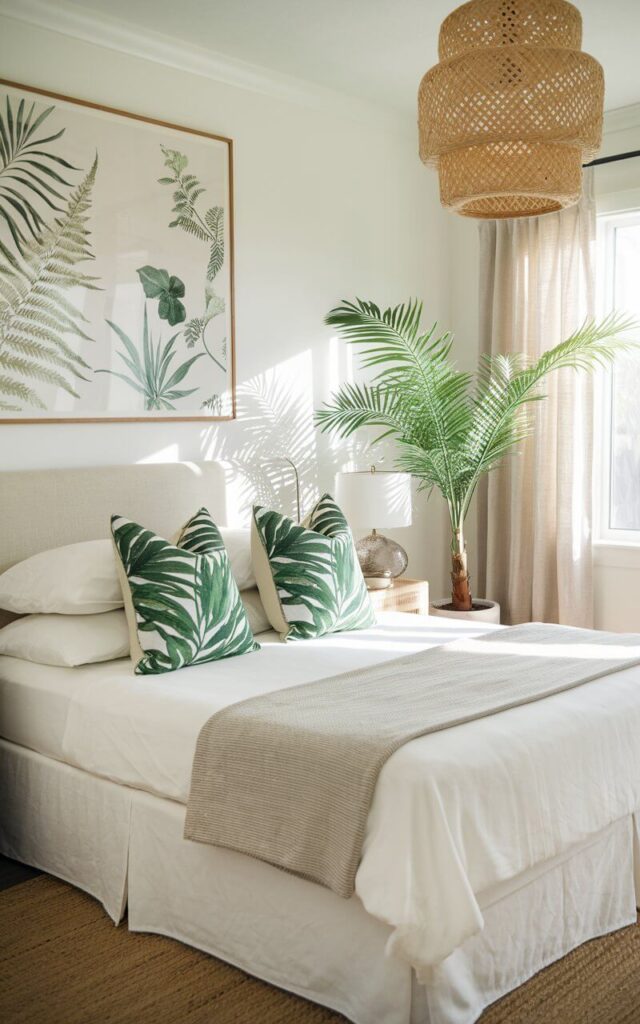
(0, 654, 82, 762)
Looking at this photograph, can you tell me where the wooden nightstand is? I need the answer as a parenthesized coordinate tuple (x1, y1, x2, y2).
(368, 578, 429, 616)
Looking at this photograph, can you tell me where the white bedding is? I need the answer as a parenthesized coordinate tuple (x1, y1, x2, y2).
(2, 612, 491, 799)
(0, 655, 83, 761)
(2, 610, 640, 978)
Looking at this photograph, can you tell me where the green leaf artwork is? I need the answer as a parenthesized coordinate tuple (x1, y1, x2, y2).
(201, 393, 222, 414)
(157, 145, 226, 373)
(184, 283, 226, 369)
(0, 95, 79, 268)
(0, 84, 234, 420)
(136, 265, 187, 326)
(205, 206, 224, 279)
(97, 304, 204, 411)
(0, 154, 99, 411)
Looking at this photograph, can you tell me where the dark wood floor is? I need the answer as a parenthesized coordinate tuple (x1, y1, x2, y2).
(0, 854, 41, 892)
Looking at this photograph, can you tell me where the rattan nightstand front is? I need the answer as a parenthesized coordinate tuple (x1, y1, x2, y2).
(367, 578, 429, 616)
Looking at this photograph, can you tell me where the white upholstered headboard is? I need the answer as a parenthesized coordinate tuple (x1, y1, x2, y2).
(0, 460, 228, 581)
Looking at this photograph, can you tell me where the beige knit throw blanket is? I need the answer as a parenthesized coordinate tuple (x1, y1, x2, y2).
(185, 622, 640, 897)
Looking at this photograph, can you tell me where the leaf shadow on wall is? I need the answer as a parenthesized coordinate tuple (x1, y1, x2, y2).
(200, 351, 319, 522)
(199, 345, 385, 524)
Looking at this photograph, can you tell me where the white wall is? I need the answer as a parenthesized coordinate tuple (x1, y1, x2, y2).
(0, 15, 454, 591)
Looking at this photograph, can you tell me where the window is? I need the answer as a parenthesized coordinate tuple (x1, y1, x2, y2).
(596, 209, 640, 544)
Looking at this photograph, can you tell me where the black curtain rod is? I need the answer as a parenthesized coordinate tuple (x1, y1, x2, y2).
(583, 149, 640, 168)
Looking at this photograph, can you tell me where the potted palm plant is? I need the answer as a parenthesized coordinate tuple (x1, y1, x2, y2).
(316, 299, 633, 618)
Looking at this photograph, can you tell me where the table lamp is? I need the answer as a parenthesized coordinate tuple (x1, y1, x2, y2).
(335, 468, 412, 589)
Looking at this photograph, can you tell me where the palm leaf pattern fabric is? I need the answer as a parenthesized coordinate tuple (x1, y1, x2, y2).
(112, 507, 258, 675)
(253, 494, 374, 641)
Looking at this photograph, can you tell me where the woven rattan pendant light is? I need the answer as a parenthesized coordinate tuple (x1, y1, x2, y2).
(418, 0, 604, 218)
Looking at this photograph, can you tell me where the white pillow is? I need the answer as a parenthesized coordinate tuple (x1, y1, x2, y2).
(219, 528, 256, 591)
(0, 540, 123, 615)
(0, 611, 129, 666)
(240, 588, 271, 635)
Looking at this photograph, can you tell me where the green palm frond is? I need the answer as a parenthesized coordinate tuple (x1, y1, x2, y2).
(0, 155, 99, 409)
(394, 443, 473, 499)
(317, 298, 637, 534)
(0, 94, 79, 264)
(460, 313, 637, 516)
(320, 298, 474, 517)
(324, 300, 473, 439)
(326, 296, 422, 344)
(97, 304, 205, 411)
(315, 381, 409, 442)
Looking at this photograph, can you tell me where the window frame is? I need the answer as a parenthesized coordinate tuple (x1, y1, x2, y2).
(594, 198, 640, 551)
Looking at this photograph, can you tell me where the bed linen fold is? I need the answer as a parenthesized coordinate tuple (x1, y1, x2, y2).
(185, 622, 640, 898)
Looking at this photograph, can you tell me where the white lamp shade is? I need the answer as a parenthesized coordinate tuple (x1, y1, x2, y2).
(335, 470, 412, 529)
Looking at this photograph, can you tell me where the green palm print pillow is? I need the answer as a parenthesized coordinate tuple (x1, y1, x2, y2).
(112, 507, 259, 674)
(251, 493, 374, 641)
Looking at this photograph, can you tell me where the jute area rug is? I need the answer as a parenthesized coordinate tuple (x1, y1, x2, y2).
(1, 875, 639, 1024)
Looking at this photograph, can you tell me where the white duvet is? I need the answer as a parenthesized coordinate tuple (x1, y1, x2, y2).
(2, 611, 640, 976)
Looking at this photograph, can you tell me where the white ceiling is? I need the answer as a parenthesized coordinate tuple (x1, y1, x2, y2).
(7, 0, 640, 113)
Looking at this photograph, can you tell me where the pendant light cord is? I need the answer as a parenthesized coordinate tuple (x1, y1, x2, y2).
(584, 149, 640, 168)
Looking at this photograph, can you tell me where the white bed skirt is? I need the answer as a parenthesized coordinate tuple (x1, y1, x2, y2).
(1, 738, 639, 1024)
(128, 794, 638, 1024)
(0, 740, 130, 922)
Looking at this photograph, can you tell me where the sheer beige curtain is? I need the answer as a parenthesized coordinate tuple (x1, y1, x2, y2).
(476, 170, 596, 626)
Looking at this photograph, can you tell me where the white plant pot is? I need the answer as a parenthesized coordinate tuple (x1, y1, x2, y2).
(430, 599, 501, 624)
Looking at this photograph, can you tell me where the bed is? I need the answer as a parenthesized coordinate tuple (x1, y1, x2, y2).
(1, 461, 639, 1024)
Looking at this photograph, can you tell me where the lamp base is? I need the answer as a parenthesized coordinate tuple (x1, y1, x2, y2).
(355, 530, 408, 588)
(364, 574, 393, 590)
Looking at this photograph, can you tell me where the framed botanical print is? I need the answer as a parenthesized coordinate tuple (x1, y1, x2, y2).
(0, 79, 235, 423)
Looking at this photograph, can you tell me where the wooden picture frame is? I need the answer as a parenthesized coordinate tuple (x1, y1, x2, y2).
(0, 79, 236, 423)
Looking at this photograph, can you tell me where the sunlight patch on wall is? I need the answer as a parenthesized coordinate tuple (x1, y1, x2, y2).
(136, 443, 181, 463)
(200, 350, 318, 523)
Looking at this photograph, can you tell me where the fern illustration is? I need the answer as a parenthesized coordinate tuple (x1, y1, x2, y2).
(201, 392, 222, 414)
(183, 285, 225, 371)
(158, 146, 226, 374)
(0, 94, 79, 268)
(205, 206, 224, 279)
(0, 155, 99, 411)
(159, 146, 224, 280)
